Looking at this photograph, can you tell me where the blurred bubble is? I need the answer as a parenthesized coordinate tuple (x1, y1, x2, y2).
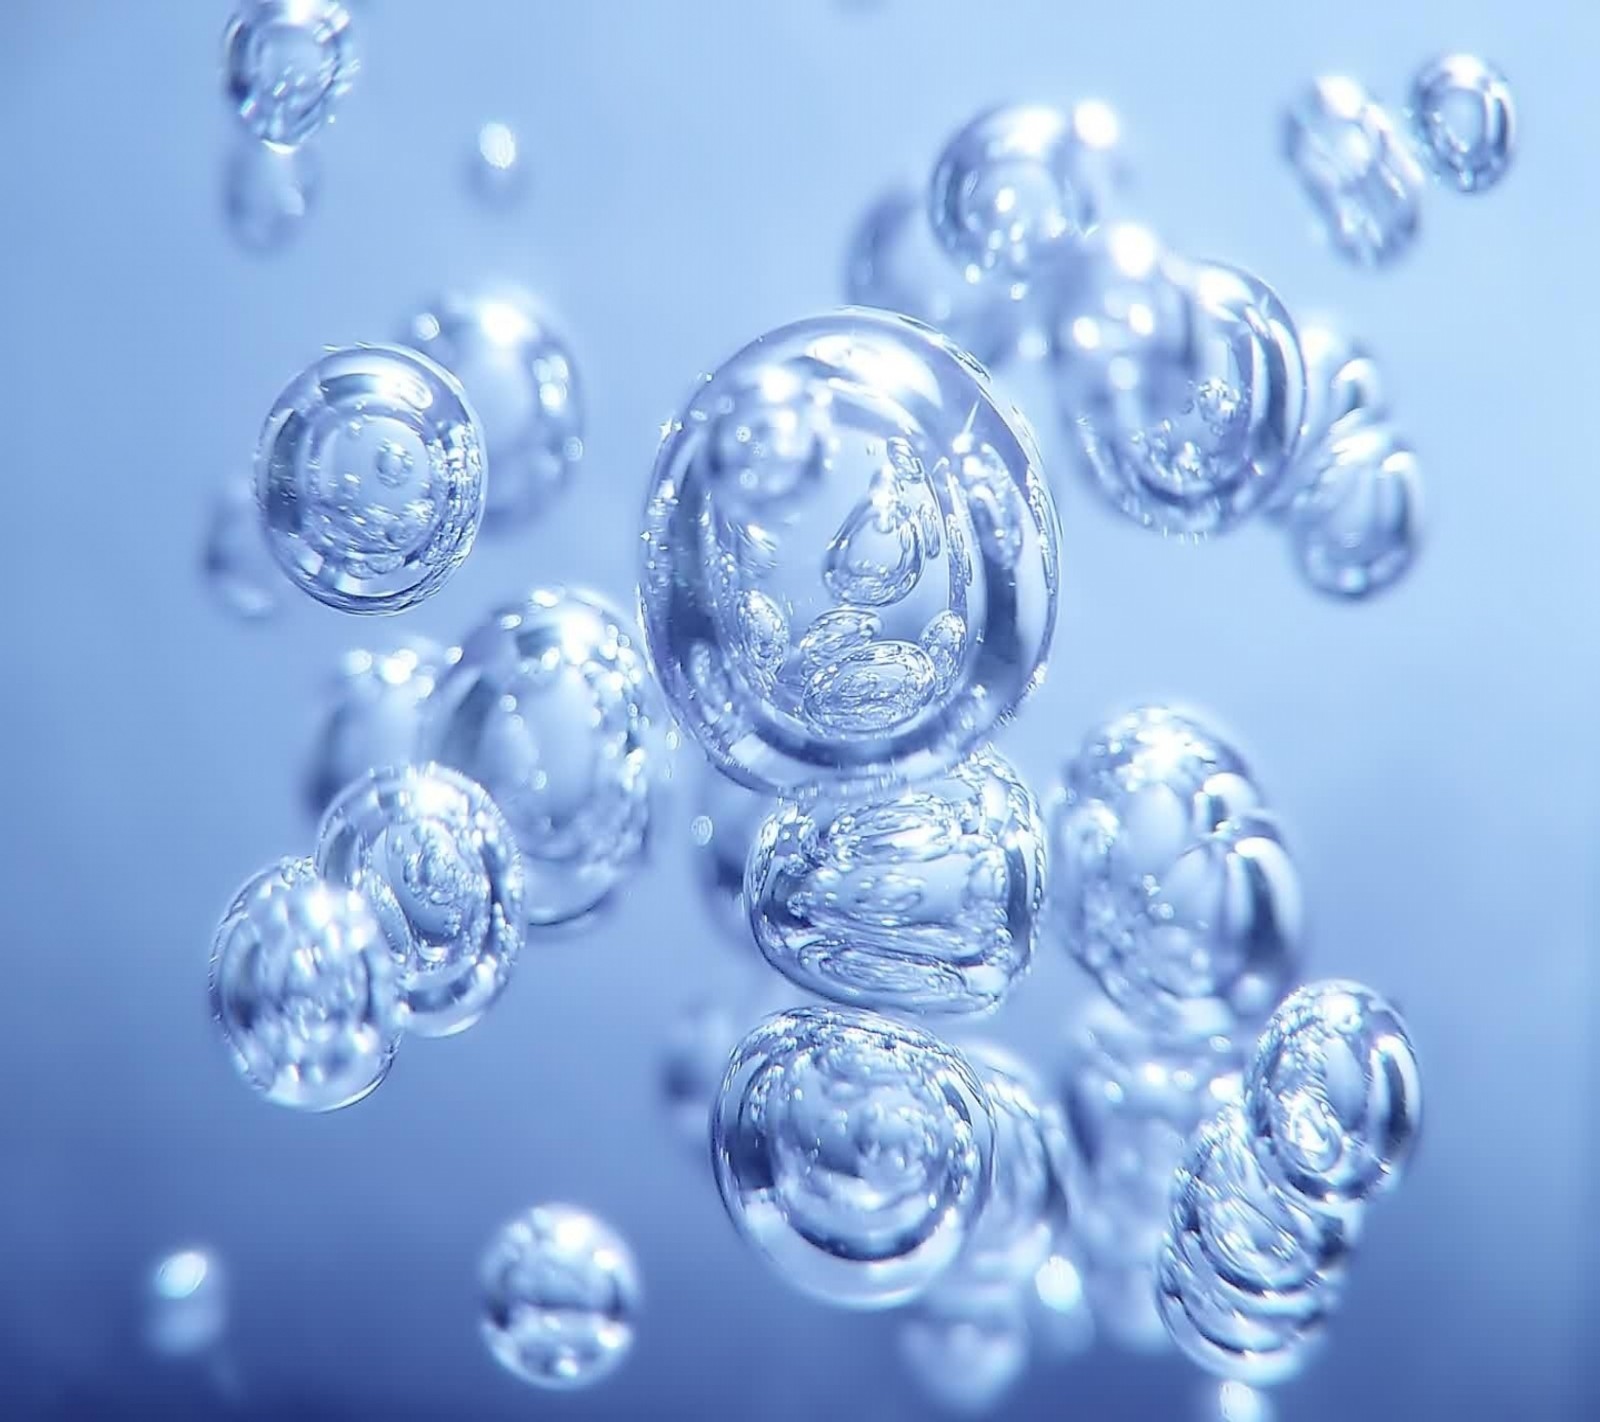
(467, 120, 529, 209)
(304, 637, 453, 818)
(208, 857, 406, 1110)
(1047, 706, 1301, 1041)
(144, 1249, 228, 1358)
(690, 767, 777, 949)
(223, 0, 357, 150)
(745, 749, 1044, 1015)
(898, 1291, 1030, 1415)
(935, 1042, 1070, 1299)
(315, 763, 524, 1036)
(1030, 1251, 1095, 1357)
(203, 474, 282, 621)
(712, 1006, 994, 1307)
(1408, 54, 1516, 194)
(845, 185, 1027, 368)
(255, 345, 486, 614)
(660, 997, 743, 1147)
(1070, 260, 1306, 537)
(479, 1204, 641, 1390)
(928, 101, 1123, 283)
(1062, 998, 1245, 1272)
(1283, 76, 1424, 267)
(1204, 1379, 1278, 1422)
(404, 288, 583, 528)
(1286, 415, 1422, 600)
(426, 588, 675, 926)
(222, 138, 319, 255)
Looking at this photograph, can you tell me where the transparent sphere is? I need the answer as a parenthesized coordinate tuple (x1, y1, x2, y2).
(845, 186, 1027, 370)
(1283, 76, 1425, 267)
(898, 1292, 1030, 1415)
(255, 345, 485, 614)
(1048, 707, 1302, 1040)
(935, 1042, 1071, 1299)
(745, 748, 1044, 1015)
(222, 138, 319, 255)
(1157, 1105, 1346, 1385)
(1071, 261, 1306, 536)
(223, 0, 357, 150)
(315, 764, 524, 1037)
(425, 587, 674, 926)
(203, 474, 281, 622)
(304, 637, 453, 818)
(1061, 999, 1245, 1271)
(1246, 980, 1422, 1214)
(711, 1006, 995, 1308)
(208, 857, 405, 1110)
(690, 766, 777, 949)
(144, 1249, 228, 1358)
(1286, 416, 1422, 600)
(1409, 54, 1516, 194)
(404, 289, 583, 528)
(927, 101, 1123, 283)
(639, 309, 1061, 793)
(479, 1204, 641, 1390)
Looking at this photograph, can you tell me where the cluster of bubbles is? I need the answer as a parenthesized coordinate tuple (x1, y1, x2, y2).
(298, 588, 676, 926)
(209, 761, 523, 1108)
(1157, 980, 1423, 1384)
(220, 2, 525, 253)
(190, 10, 1473, 1404)
(1047, 706, 1301, 1364)
(1285, 55, 1517, 267)
(847, 99, 1448, 598)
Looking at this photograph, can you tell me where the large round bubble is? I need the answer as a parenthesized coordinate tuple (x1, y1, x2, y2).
(255, 344, 485, 614)
(711, 1006, 994, 1308)
(639, 309, 1060, 793)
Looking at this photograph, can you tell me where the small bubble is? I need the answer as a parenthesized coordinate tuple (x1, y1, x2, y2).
(479, 1205, 641, 1390)
(208, 857, 406, 1111)
(468, 120, 529, 209)
(223, 0, 357, 150)
(1408, 54, 1516, 194)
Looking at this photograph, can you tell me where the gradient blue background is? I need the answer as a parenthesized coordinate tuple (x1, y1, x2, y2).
(1, 1, 1593, 1416)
